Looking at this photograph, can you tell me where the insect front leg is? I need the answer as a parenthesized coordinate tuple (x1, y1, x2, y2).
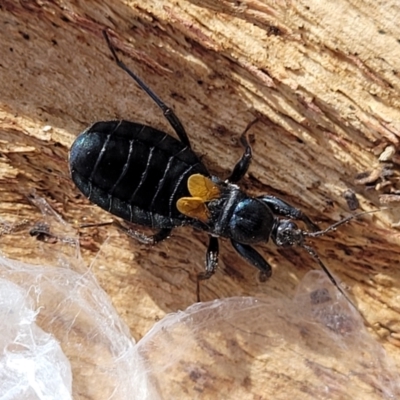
(196, 236, 219, 302)
(258, 195, 319, 231)
(230, 240, 272, 281)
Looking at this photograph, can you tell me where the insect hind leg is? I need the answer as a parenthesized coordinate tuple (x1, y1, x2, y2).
(114, 219, 171, 245)
(128, 228, 171, 245)
(102, 30, 191, 148)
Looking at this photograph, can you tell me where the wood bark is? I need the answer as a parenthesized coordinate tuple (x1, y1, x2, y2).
(1, 0, 400, 398)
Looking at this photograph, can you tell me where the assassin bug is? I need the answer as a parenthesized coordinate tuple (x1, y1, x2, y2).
(70, 30, 357, 302)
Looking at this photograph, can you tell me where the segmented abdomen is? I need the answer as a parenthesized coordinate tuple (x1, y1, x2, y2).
(69, 120, 209, 228)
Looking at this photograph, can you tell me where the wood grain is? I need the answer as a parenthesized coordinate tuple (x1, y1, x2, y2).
(1, 1, 400, 398)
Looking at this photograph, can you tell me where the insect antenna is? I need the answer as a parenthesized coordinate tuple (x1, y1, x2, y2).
(301, 209, 381, 310)
(304, 209, 381, 239)
(301, 243, 357, 309)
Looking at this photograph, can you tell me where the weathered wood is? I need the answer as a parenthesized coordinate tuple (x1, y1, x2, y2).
(1, 0, 400, 398)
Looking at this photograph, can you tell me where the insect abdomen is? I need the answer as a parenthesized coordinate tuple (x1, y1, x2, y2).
(69, 120, 209, 228)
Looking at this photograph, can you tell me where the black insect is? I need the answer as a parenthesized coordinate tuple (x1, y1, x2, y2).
(70, 30, 356, 302)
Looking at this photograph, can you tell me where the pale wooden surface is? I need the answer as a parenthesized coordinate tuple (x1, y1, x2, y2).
(1, 0, 400, 398)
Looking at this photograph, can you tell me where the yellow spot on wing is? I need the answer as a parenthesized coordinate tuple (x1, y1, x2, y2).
(177, 174, 220, 222)
(177, 197, 210, 223)
(187, 174, 220, 201)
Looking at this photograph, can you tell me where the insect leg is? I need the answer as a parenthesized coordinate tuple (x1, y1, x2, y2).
(114, 220, 171, 245)
(228, 119, 258, 183)
(258, 195, 319, 231)
(102, 30, 191, 148)
(130, 228, 172, 245)
(231, 240, 272, 280)
(196, 236, 219, 301)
